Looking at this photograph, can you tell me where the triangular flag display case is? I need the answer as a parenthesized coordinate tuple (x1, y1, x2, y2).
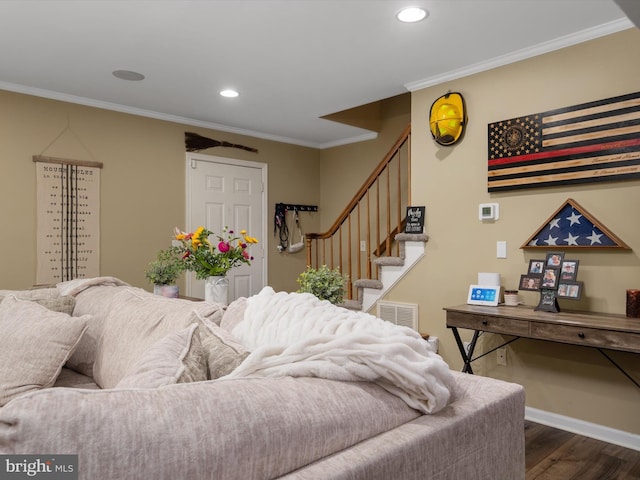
(521, 198, 630, 250)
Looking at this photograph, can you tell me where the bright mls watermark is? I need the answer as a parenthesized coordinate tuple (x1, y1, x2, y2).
(0, 455, 77, 479)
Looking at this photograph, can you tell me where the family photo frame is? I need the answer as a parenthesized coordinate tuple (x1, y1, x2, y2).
(545, 252, 564, 268)
(557, 281, 583, 300)
(520, 274, 542, 291)
(528, 259, 545, 275)
(541, 267, 560, 289)
(560, 260, 579, 280)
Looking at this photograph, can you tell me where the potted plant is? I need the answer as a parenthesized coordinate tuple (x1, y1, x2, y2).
(296, 265, 347, 304)
(145, 247, 185, 298)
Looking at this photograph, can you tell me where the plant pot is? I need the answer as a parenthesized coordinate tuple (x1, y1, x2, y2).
(204, 276, 229, 305)
(153, 284, 179, 298)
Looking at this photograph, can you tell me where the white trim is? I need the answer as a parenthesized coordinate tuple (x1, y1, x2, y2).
(185, 153, 268, 298)
(525, 406, 640, 451)
(404, 18, 634, 92)
(317, 131, 378, 149)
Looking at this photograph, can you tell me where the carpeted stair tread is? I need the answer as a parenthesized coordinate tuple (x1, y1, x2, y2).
(372, 256, 405, 266)
(339, 299, 363, 310)
(353, 279, 383, 289)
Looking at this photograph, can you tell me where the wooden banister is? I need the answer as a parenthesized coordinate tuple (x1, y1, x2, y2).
(305, 124, 411, 300)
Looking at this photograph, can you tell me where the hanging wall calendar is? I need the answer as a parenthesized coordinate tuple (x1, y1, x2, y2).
(34, 155, 102, 285)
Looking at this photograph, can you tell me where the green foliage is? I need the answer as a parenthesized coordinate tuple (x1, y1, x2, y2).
(145, 247, 185, 285)
(297, 265, 346, 304)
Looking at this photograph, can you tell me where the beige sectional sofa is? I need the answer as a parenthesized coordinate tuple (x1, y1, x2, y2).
(0, 279, 525, 479)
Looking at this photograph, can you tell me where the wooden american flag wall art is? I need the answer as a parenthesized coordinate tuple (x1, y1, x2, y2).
(488, 91, 640, 192)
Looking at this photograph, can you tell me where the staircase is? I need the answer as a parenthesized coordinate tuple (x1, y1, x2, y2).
(305, 125, 428, 311)
(345, 233, 428, 311)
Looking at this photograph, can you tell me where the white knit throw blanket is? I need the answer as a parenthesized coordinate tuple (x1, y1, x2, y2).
(226, 287, 455, 414)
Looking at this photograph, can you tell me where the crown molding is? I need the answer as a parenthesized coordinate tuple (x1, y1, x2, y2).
(405, 18, 634, 92)
(0, 81, 329, 149)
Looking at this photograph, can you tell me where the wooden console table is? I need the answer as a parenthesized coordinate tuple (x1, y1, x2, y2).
(444, 304, 640, 388)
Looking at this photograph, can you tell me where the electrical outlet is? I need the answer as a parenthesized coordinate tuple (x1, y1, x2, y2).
(497, 347, 507, 366)
(360, 241, 366, 252)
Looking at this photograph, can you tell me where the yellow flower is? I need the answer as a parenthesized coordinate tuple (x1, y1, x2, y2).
(244, 235, 259, 244)
(192, 226, 206, 248)
(240, 229, 247, 235)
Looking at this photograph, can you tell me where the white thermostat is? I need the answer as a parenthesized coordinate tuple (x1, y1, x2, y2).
(479, 203, 499, 221)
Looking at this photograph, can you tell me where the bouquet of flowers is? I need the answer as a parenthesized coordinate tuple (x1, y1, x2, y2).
(174, 226, 258, 279)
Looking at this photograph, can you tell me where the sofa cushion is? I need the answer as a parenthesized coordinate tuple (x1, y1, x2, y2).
(53, 368, 100, 390)
(0, 288, 75, 315)
(116, 323, 208, 388)
(66, 285, 133, 377)
(197, 314, 249, 379)
(0, 296, 89, 406)
(93, 288, 224, 389)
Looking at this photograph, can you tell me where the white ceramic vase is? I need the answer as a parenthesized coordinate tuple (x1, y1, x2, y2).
(204, 276, 229, 305)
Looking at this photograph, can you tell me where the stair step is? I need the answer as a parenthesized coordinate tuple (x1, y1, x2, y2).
(339, 299, 363, 310)
(353, 279, 383, 290)
(372, 256, 404, 267)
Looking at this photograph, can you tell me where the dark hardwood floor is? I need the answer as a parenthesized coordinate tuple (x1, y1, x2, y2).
(526, 421, 640, 479)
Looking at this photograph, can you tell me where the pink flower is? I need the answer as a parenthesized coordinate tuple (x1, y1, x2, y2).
(242, 250, 249, 259)
(218, 241, 230, 253)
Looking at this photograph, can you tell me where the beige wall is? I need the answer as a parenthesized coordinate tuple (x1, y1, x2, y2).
(385, 28, 640, 434)
(0, 91, 319, 293)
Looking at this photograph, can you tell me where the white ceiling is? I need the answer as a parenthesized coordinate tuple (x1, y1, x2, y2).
(0, 1, 633, 148)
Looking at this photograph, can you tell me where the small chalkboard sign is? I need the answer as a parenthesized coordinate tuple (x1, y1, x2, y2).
(405, 206, 425, 233)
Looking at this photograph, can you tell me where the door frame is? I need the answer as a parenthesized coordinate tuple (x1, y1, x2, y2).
(185, 152, 268, 298)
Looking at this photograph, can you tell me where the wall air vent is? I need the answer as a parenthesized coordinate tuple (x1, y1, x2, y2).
(376, 301, 418, 331)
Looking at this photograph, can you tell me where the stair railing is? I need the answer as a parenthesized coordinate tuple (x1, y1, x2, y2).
(305, 124, 411, 300)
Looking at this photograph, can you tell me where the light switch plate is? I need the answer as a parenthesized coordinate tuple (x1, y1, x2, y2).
(497, 240, 507, 258)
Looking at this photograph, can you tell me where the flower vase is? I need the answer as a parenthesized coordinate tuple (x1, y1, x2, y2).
(204, 276, 229, 305)
(153, 284, 179, 298)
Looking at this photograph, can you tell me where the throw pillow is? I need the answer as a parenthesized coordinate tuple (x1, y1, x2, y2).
(0, 289, 75, 315)
(196, 314, 249, 379)
(0, 296, 89, 406)
(116, 323, 208, 388)
(92, 288, 224, 389)
(220, 296, 247, 333)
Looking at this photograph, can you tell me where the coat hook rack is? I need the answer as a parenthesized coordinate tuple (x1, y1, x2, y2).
(276, 203, 318, 212)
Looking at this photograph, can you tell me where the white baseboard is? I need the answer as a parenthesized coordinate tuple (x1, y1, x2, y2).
(525, 406, 640, 451)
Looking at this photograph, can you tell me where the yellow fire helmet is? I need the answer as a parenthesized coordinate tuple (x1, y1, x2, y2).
(429, 92, 467, 146)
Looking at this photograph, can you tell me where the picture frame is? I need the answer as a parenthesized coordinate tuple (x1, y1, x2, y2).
(560, 260, 579, 281)
(541, 267, 560, 289)
(545, 252, 564, 268)
(528, 259, 545, 275)
(557, 281, 583, 300)
(519, 274, 542, 291)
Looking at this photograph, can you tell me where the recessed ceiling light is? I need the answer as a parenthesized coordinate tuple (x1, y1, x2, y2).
(220, 89, 239, 98)
(112, 70, 145, 81)
(396, 7, 428, 23)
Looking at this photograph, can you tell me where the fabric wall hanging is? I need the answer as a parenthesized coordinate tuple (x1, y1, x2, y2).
(34, 155, 102, 284)
(488, 91, 640, 192)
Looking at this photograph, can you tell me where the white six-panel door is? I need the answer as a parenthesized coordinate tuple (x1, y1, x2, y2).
(186, 153, 267, 302)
